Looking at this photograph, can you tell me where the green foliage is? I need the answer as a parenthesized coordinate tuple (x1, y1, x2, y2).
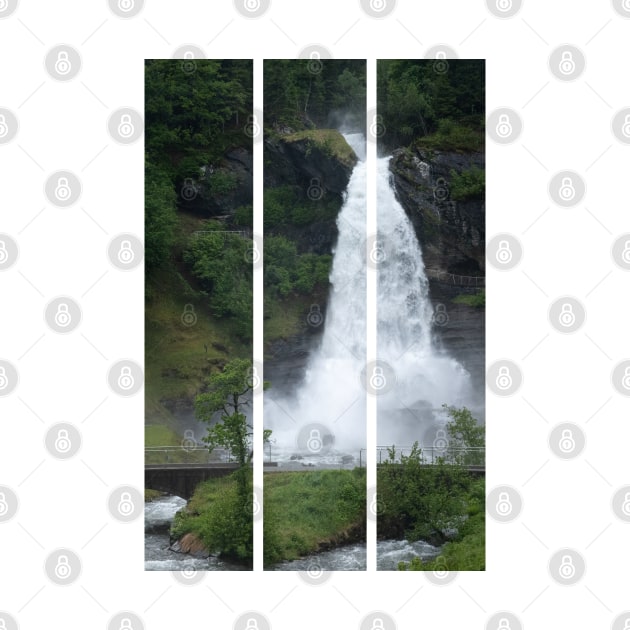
(263, 468, 366, 566)
(182, 226, 252, 340)
(145, 163, 178, 276)
(284, 129, 358, 168)
(264, 60, 366, 131)
(377, 442, 473, 543)
(443, 404, 485, 466)
(264, 235, 332, 298)
(171, 474, 252, 565)
(452, 289, 485, 308)
(208, 170, 238, 195)
(195, 358, 253, 463)
(377, 60, 485, 151)
(234, 205, 253, 227)
(398, 510, 485, 571)
(449, 166, 485, 201)
(416, 119, 484, 152)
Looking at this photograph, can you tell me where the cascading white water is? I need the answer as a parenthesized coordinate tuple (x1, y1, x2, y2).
(376, 155, 472, 446)
(266, 133, 367, 458)
(265, 137, 473, 458)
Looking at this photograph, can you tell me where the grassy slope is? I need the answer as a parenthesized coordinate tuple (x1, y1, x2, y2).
(263, 469, 366, 565)
(283, 129, 357, 168)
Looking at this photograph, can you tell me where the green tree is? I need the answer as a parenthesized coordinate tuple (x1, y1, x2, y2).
(443, 405, 485, 465)
(194, 358, 254, 560)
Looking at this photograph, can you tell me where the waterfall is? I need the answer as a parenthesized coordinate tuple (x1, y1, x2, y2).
(265, 136, 473, 458)
(376, 155, 472, 446)
(265, 133, 367, 457)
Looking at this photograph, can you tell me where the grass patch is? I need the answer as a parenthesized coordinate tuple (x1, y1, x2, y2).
(452, 289, 485, 308)
(284, 129, 358, 168)
(415, 120, 483, 153)
(264, 469, 366, 566)
(145, 267, 251, 426)
(145, 425, 182, 447)
(145, 489, 163, 502)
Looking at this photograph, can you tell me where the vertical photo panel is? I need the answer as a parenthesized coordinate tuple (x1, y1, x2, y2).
(262, 59, 367, 570)
(375, 60, 486, 571)
(144, 60, 253, 570)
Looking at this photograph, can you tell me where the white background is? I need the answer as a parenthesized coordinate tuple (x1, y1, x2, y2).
(1, 0, 629, 628)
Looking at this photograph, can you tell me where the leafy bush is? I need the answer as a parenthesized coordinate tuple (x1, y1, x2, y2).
(183, 225, 252, 340)
(264, 235, 332, 297)
(452, 289, 485, 308)
(171, 474, 252, 564)
(449, 166, 485, 201)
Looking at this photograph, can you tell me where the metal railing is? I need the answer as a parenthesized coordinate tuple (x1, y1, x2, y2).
(425, 269, 485, 288)
(359, 445, 485, 467)
(145, 446, 233, 465)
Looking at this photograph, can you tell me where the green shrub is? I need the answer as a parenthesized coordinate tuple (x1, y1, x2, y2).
(449, 166, 484, 201)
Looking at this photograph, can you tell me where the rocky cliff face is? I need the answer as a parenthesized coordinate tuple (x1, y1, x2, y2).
(264, 131, 356, 392)
(389, 147, 485, 276)
(177, 146, 253, 217)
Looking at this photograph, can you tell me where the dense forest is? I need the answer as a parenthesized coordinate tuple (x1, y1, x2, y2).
(264, 59, 366, 132)
(377, 59, 485, 152)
